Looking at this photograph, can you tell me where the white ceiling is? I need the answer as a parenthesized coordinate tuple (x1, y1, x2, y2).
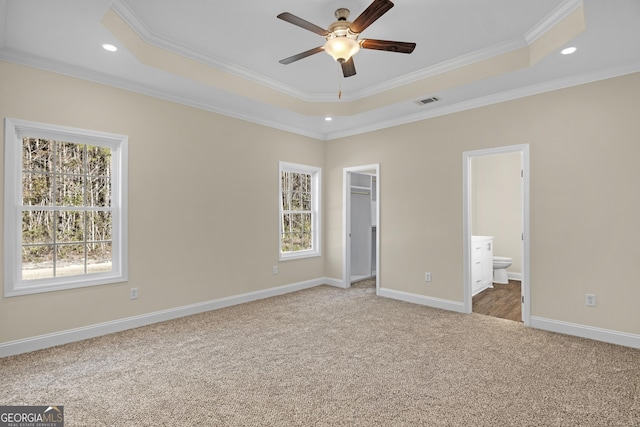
(1, 0, 639, 140)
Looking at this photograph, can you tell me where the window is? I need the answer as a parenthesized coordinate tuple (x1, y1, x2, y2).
(279, 161, 321, 260)
(4, 118, 128, 296)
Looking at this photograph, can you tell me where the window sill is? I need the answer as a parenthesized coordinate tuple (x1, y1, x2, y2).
(279, 251, 321, 262)
(5, 273, 127, 297)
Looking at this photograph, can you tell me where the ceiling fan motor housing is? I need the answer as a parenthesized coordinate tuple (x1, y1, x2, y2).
(334, 8, 351, 21)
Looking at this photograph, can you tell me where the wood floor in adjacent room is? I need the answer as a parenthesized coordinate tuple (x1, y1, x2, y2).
(473, 280, 522, 322)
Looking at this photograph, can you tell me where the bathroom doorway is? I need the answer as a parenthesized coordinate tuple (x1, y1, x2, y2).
(463, 145, 530, 325)
(343, 164, 380, 293)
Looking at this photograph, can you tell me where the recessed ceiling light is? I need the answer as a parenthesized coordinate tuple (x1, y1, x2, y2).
(561, 46, 577, 55)
(102, 43, 118, 52)
(325, 117, 333, 122)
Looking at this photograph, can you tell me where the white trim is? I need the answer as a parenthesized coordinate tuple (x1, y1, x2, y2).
(0, 277, 338, 358)
(530, 316, 640, 349)
(379, 288, 466, 313)
(352, 37, 527, 101)
(380, 288, 640, 350)
(3, 46, 639, 142)
(0, 47, 328, 141)
(3, 279, 638, 358)
(278, 161, 321, 261)
(349, 0, 582, 100)
(109, 0, 316, 103)
(114, 0, 514, 103)
(462, 144, 530, 325)
(508, 272, 523, 281)
(3, 118, 128, 297)
(324, 60, 640, 141)
(110, 0, 581, 104)
(525, 0, 583, 44)
(323, 277, 348, 289)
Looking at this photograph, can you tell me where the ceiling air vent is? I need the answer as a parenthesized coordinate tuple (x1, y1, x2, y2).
(416, 96, 439, 106)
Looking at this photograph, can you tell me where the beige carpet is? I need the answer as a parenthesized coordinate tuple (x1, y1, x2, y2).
(1, 280, 639, 426)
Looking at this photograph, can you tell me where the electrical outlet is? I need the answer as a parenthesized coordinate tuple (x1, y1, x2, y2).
(130, 288, 138, 300)
(272, 266, 278, 275)
(425, 272, 432, 282)
(586, 294, 596, 307)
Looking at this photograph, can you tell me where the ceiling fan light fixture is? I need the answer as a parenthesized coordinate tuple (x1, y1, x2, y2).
(277, 1, 416, 78)
(324, 36, 360, 63)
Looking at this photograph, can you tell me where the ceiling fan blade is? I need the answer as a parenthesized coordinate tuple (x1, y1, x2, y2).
(350, 0, 394, 34)
(279, 46, 324, 65)
(277, 12, 329, 36)
(341, 57, 356, 77)
(360, 39, 416, 54)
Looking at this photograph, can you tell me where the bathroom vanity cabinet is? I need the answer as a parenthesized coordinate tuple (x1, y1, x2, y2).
(471, 236, 493, 296)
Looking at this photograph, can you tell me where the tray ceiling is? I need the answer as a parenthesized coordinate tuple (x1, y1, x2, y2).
(1, 0, 639, 140)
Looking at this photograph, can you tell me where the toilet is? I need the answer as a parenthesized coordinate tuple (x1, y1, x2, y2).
(492, 256, 513, 284)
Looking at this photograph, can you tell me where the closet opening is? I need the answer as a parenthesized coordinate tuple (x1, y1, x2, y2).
(343, 164, 380, 293)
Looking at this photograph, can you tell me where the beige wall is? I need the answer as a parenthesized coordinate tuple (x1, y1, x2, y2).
(2, 59, 640, 347)
(326, 71, 640, 335)
(0, 61, 325, 343)
(472, 152, 523, 275)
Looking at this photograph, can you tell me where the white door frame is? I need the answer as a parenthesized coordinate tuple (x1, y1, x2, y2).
(462, 145, 530, 325)
(343, 164, 380, 293)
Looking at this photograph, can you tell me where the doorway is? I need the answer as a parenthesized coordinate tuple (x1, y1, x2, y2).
(343, 164, 380, 293)
(463, 145, 530, 325)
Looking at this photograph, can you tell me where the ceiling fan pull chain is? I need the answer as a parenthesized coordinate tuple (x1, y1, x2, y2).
(337, 63, 343, 99)
(277, 1, 416, 78)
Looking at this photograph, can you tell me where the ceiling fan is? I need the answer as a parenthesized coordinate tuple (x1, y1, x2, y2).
(277, 0, 416, 78)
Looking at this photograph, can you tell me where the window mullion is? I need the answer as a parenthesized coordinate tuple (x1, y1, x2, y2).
(279, 162, 320, 260)
(52, 141, 58, 277)
(5, 118, 127, 296)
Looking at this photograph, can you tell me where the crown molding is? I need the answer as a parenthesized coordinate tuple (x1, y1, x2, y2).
(526, 0, 583, 44)
(4, 47, 637, 143)
(324, 59, 640, 141)
(112, 0, 527, 103)
(110, 0, 314, 102)
(351, 37, 529, 101)
(109, 0, 582, 104)
(353, 0, 583, 101)
(0, 48, 325, 140)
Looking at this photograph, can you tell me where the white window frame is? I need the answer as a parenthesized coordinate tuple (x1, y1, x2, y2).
(4, 118, 128, 297)
(278, 161, 321, 261)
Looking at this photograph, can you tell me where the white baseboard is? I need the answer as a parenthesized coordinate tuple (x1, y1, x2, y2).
(6, 280, 637, 358)
(323, 277, 348, 289)
(379, 287, 466, 313)
(0, 277, 338, 358)
(508, 272, 522, 281)
(378, 288, 640, 349)
(530, 316, 640, 349)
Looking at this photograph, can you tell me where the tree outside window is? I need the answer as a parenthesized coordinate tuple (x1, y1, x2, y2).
(21, 138, 113, 280)
(279, 162, 320, 260)
(4, 118, 127, 296)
